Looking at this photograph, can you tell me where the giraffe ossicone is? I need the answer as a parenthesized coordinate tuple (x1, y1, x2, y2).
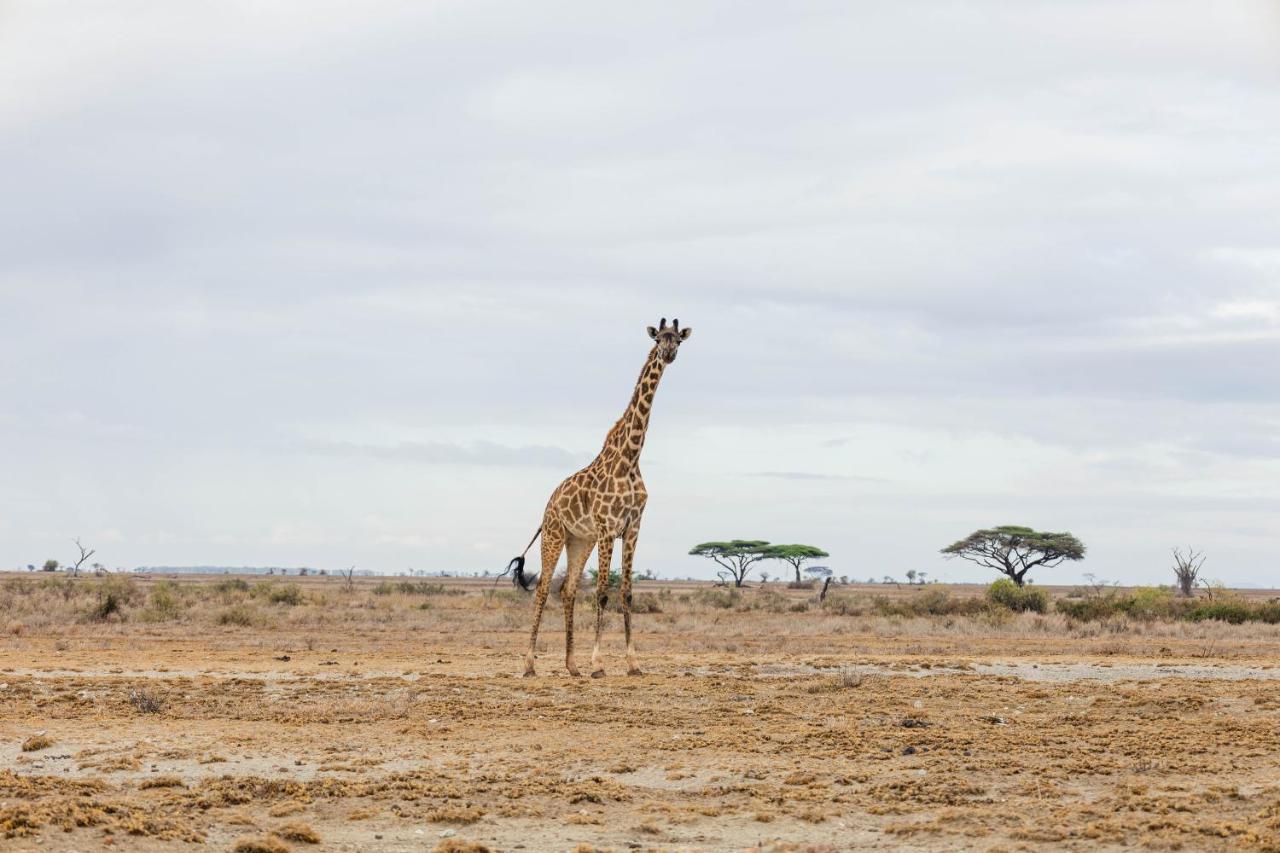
(507, 319, 692, 677)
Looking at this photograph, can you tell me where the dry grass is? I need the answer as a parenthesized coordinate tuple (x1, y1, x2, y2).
(4, 571, 1280, 851)
(275, 822, 321, 843)
(21, 734, 53, 752)
(433, 841, 491, 853)
(232, 835, 292, 853)
(138, 775, 185, 789)
(3, 573, 1277, 650)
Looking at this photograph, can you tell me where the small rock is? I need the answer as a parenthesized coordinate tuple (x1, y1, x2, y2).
(275, 655, 291, 662)
(439, 829, 457, 838)
(902, 746, 917, 756)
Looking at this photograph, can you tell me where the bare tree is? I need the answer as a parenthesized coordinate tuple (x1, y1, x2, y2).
(70, 538, 96, 578)
(1173, 548, 1206, 597)
(343, 565, 357, 594)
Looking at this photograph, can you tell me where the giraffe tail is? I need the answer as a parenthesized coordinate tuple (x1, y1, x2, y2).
(502, 526, 543, 592)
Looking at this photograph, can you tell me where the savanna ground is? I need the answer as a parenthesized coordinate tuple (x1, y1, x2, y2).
(3, 572, 1280, 852)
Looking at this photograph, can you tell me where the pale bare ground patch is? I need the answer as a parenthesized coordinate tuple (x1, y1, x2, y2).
(2, 572, 1280, 850)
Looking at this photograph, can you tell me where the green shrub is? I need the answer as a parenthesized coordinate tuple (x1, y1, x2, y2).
(1056, 590, 1280, 624)
(214, 578, 250, 594)
(1187, 598, 1253, 625)
(588, 568, 622, 590)
(269, 583, 303, 606)
(1123, 586, 1175, 620)
(373, 580, 463, 596)
(1258, 600, 1280, 624)
(871, 589, 986, 617)
(1056, 596, 1121, 621)
(986, 579, 1048, 613)
(140, 580, 185, 623)
(84, 575, 141, 622)
(251, 582, 303, 606)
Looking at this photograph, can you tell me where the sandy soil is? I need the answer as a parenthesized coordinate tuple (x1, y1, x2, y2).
(3, 577, 1280, 852)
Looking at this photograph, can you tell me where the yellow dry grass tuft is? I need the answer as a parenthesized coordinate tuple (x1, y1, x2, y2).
(433, 840, 491, 853)
(232, 834, 292, 853)
(20, 734, 53, 752)
(139, 775, 185, 789)
(275, 822, 321, 843)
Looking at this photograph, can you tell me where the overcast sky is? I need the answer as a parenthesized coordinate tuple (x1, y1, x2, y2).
(2, 2, 1278, 585)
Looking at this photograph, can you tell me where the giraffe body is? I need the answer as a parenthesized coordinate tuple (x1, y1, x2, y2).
(516, 319, 691, 678)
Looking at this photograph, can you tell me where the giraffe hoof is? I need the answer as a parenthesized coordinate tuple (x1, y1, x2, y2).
(522, 670, 536, 678)
(567, 668, 582, 678)
(627, 668, 644, 677)
(590, 669, 606, 679)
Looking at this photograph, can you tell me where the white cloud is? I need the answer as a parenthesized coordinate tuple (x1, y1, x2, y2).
(2, 0, 1279, 584)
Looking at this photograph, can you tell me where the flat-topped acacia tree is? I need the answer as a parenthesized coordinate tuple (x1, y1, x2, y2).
(689, 540, 771, 587)
(761, 544, 830, 585)
(941, 525, 1085, 587)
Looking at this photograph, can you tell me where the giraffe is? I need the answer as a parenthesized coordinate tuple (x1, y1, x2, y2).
(504, 318, 692, 678)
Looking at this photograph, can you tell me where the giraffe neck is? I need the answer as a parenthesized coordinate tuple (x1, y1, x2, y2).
(600, 346, 667, 467)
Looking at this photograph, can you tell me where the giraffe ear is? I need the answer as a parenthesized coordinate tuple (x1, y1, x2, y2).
(679, 327, 693, 340)
(647, 326, 658, 339)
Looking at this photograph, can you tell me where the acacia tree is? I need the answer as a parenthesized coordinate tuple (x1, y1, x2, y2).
(761, 544, 830, 585)
(689, 540, 771, 587)
(941, 525, 1085, 587)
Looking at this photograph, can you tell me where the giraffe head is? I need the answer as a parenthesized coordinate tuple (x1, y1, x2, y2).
(646, 317, 692, 364)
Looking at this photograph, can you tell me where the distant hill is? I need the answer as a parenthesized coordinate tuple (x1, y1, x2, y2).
(134, 566, 321, 575)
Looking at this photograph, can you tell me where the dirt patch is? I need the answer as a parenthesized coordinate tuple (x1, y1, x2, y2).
(2, 574, 1280, 850)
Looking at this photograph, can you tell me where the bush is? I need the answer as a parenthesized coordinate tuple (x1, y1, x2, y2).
(1056, 589, 1280, 624)
(871, 589, 986, 617)
(1123, 586, 1175, 621)
(1056, 596, 1121, 621)
(251, 582, 303, 606)
(214, 578, 250, 594)
(588, 568, 622, 590)
(986, 579, 1048, 613)
(695, 589, 740, 609)
(85, 575, 141, 622)
(628, 593, 664, 614)
(140, 580, 185, 622)
(216, 605, 258, 627)
(1187, 598, 1254, 625)
(372, 580, 463, 596)
(820, 595, 870, 617)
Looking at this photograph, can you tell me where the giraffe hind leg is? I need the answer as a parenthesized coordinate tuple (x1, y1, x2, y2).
(590, 532, 615, 678)
(560, 535, 593, 678)
(523, 524, 564, 677)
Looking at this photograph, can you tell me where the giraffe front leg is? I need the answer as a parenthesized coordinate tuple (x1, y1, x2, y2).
(621, 520, 642, 676)
(590, 534, 615, 678)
